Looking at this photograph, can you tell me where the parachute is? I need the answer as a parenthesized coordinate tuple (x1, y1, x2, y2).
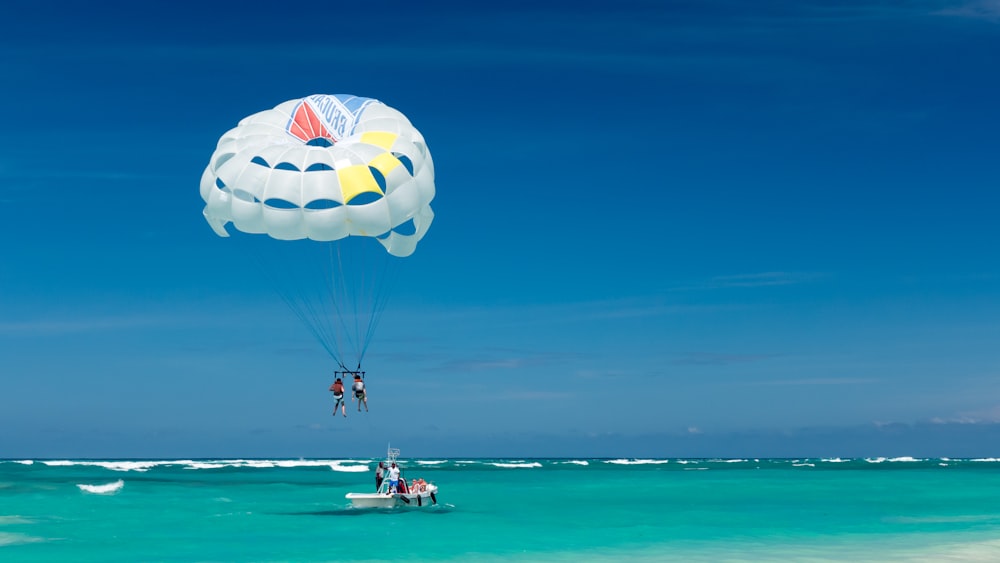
(199, 94, 435, 370)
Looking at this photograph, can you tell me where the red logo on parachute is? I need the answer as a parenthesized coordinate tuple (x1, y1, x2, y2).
(288, 101, 334, 146)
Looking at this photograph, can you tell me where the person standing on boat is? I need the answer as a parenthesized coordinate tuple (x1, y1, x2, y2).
(375, 462, 385, 492)
(388, 462, 400, 493)
(329, 377, 346, 418)
(352, 374, 368, 412)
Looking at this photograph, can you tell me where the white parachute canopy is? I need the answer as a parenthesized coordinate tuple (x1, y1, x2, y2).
(200, 94, 434, 256)
(199, 94, 436, 367)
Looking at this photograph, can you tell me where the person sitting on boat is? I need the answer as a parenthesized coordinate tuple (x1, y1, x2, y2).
(388, 462, 400, 493)
(329, 377, 346, 418)
(351, 374, 368, 412)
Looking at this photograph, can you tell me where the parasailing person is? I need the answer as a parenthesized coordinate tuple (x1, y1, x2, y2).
(200, 94, 436, 409)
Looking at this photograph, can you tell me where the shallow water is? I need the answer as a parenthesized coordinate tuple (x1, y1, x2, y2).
(3, 458, 1000, 561)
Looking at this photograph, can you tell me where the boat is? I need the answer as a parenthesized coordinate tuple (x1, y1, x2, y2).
(345, 446, 439, 509)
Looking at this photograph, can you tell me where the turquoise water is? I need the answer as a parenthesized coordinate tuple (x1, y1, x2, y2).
(4, 457, 1000, 561)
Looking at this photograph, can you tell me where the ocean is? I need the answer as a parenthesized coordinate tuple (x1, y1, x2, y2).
(3, 457, 1000, 561)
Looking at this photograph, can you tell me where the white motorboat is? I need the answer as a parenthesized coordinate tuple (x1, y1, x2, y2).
(346, 446, 439, 509)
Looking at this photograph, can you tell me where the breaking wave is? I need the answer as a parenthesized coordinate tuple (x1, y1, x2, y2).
(489, 462, 543, 468)
(77, 480, 124, 494)
(605, 459, 671, 465)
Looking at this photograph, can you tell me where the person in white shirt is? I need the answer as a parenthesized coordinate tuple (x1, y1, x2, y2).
(351, 375, 368, 412)
(388, 462, 400, 493)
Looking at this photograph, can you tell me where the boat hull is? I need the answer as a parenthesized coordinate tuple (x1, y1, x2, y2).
(346, 485, 438, 508)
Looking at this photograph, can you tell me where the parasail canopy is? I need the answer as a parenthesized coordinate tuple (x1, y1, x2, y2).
(200, 94, 435, 257)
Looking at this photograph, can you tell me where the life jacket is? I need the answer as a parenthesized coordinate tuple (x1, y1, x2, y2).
(330, 382, 344, 395)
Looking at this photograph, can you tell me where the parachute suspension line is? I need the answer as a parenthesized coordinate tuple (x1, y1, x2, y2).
(355, 240, 379, 365)
(360, 252, 399, 364)
(318, 243, 347, 361)
(281, 243, 344, 364)
(247, 247, 343, 364)
(294, 275, 341, 359)
(329, 241, 363, 364)
(346, 241, 366, 364)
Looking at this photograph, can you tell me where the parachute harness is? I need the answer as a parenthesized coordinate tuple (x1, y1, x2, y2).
(335, 369, 365, 382)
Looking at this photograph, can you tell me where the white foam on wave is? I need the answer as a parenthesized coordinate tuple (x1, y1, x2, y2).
(490, 462, 542, 468)
(77, 480, 124, 494)
(186, 462, 228, 469)
(416, 460, 448, 465)
(40, 458, 387, 472)
(0, 515, 33, 525)
(40, 460, 74, 467)
(605, 459, 670, 465)
(821, 458, 849, 463)
(557, 460, 589, 466)
(971, 458, 1000, 462)
(178, 459, 373, 470)
(189, 459, 266, 469)
(675, 460, 698, 465)
(793, 463, 815, 467)
(865, 457, 887, 463)
(329, 462, 369, 473)
(888, 456, 922, 462)
(269, 459, 366, 469)
(43, 460, 175, 472)
(13, 460, 33, 465)
(0, 532, 46, 546)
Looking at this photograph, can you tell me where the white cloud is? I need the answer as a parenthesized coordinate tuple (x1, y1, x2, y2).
(931, 404, 1000, 424)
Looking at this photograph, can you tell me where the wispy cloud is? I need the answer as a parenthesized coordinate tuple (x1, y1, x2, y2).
(930, 404, 1000, 424)
(0, 169, 159, 182)
(665, 271, 825, 292)
(0, 310, 234, 335)
(392, 299, 747, 331)
(934, 0, 1000, 20)
(690, 1, 1000, 23)
(435, 351, 566, 374)
(751, 377, 878, 386)
(0, 316, 169, 334)
(494, 391, 574, 401)
(672, 352, 779, 366)
(708, 272, 825, 289)
(572, 368, 635, 380)
(443, 358, 528, 371)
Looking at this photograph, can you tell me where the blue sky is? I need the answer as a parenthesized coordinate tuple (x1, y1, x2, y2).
(1, 0, 998, 458)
